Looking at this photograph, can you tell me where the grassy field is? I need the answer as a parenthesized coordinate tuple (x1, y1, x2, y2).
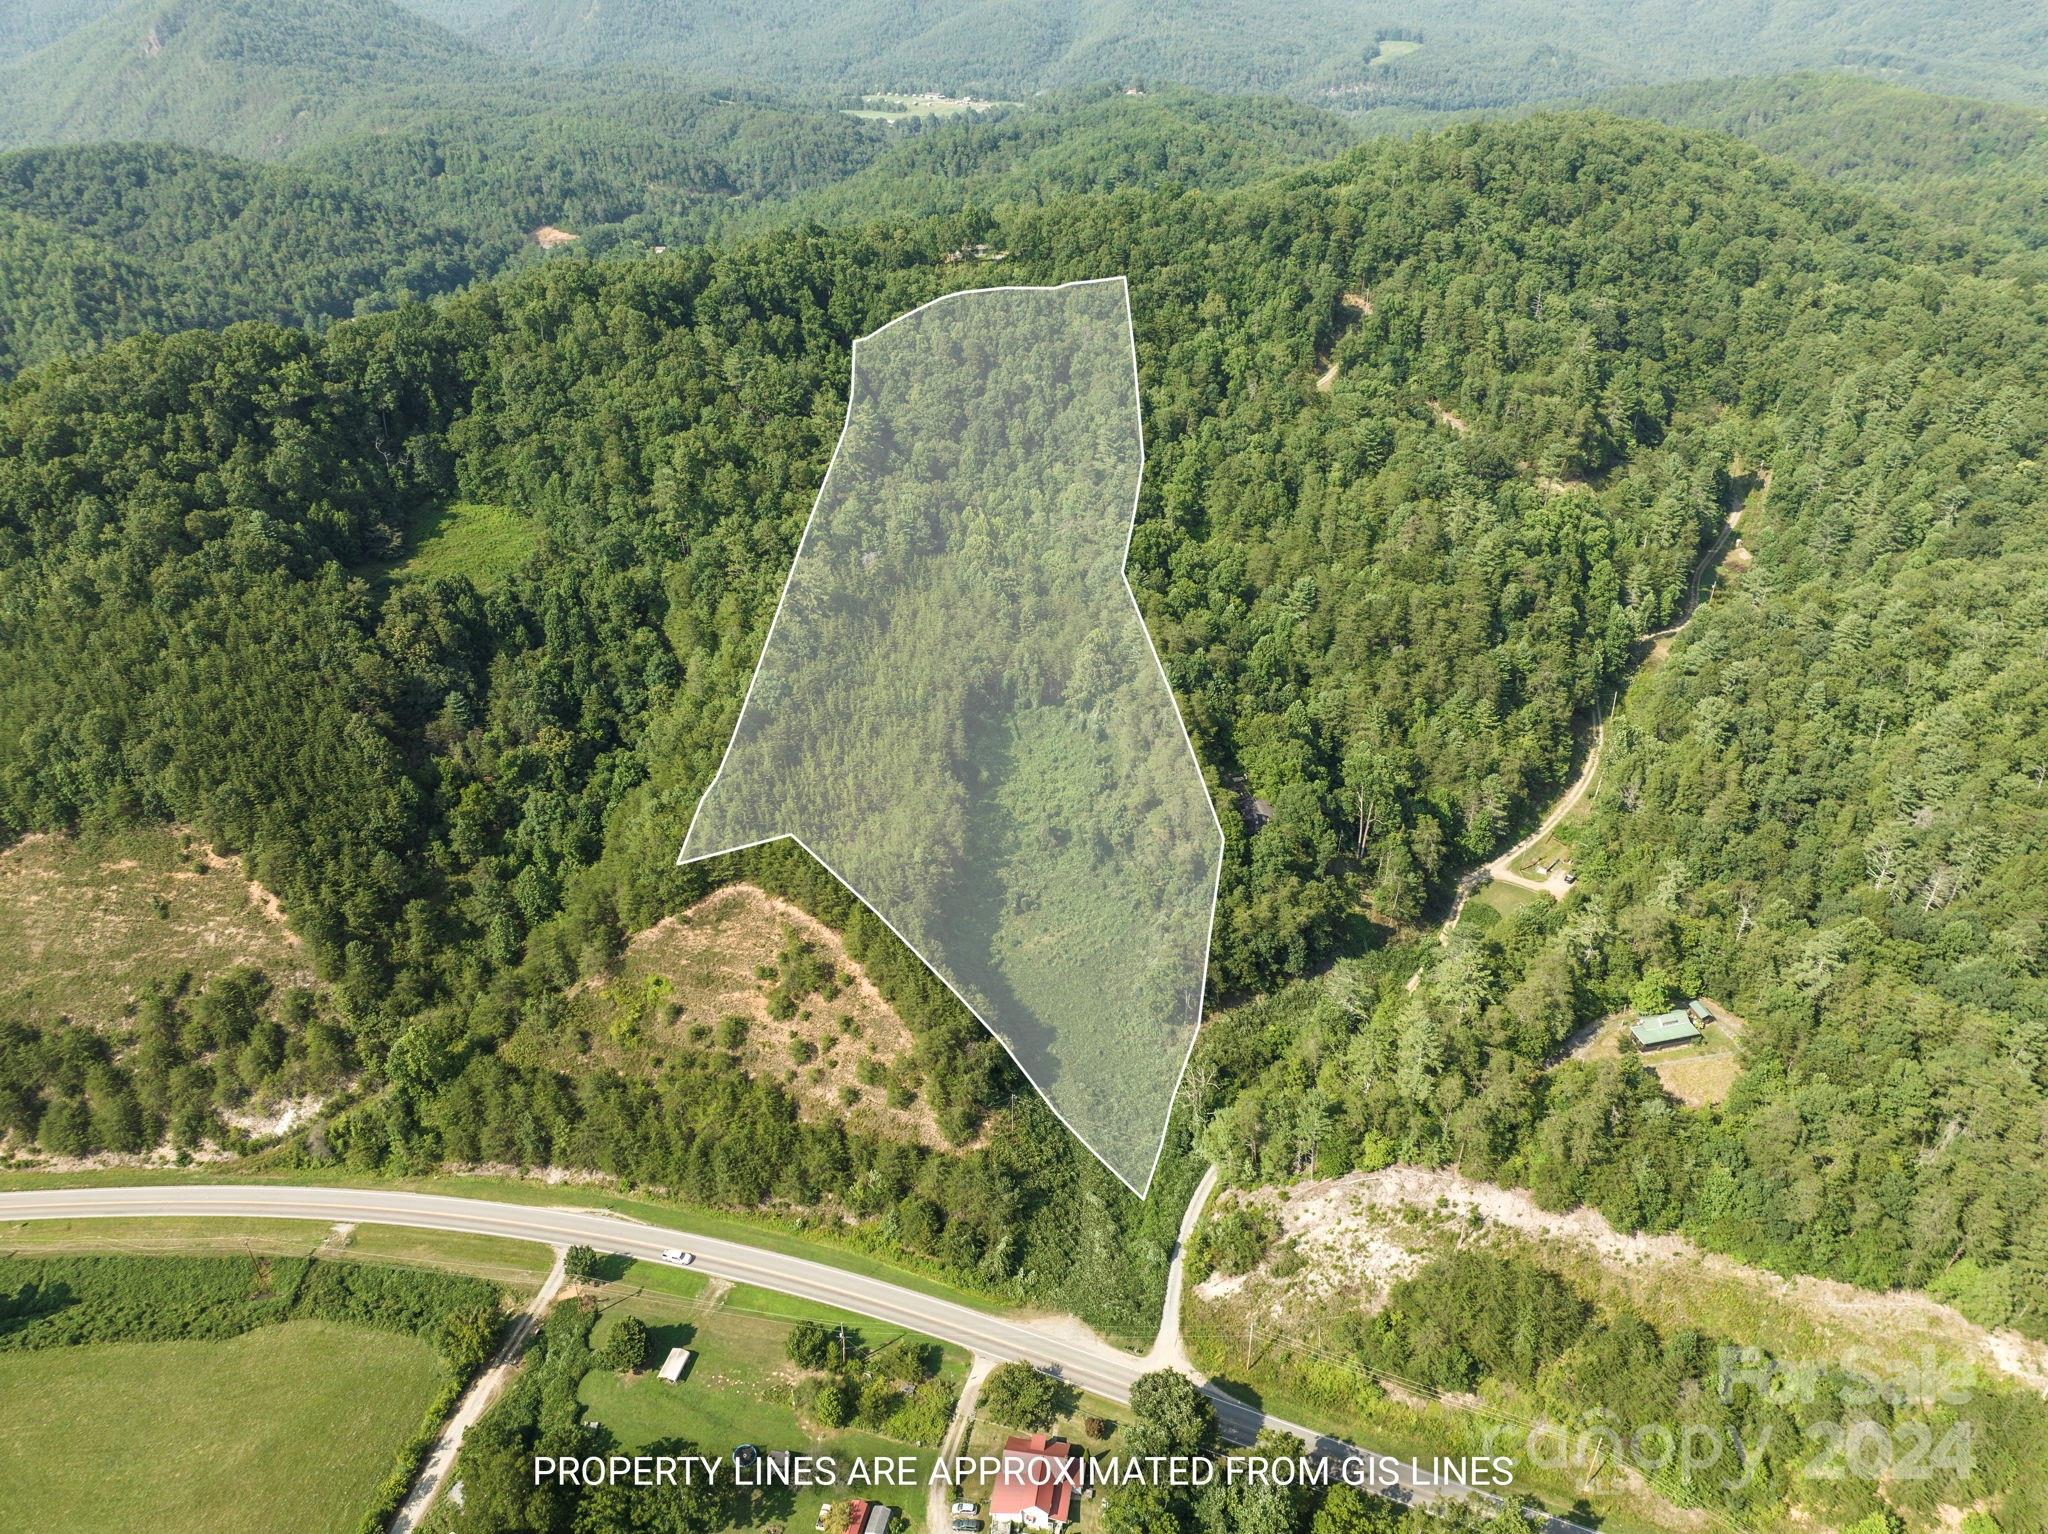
(0, 827, 313, 1028)
(338, 1222, 555, 1290)
(0, 1214, 335, 1258)
(0, 1319, 444, 1534)
(577, 1263, 968, 1533)
(1369, 38, 1423, 65)
(1455, 877, 1548, 931)
(388, 501, 541, 588)
(0, 1215, 553, 1293)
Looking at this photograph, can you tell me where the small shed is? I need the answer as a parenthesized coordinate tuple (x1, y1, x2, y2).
(1688, 998, 1713, 1024)
(657, 1346, 694, 1384)
(1630, 1009, 1703, 1049)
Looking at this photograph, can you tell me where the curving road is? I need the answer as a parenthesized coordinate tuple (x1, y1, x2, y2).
(1146, 1162, 1217, 1372)
(1484, 720, 1603, 898)
(0, 1183, 1584, 1530)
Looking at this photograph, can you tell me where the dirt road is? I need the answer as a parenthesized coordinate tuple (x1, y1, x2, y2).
(391, 1243, 568, 1532)
(1408, 475, 1759, 980)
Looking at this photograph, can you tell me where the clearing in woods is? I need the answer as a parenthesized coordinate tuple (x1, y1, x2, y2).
(0, 828, 312, 1029)
(1564, 1000, 1748, 1107)
(1195, 1165, 2048, 1399)
(0, 1320, 445, 1534)
(387, 500, 542, 588)
(841, 92, 1012, 121)
(575, 884, 953, 1147)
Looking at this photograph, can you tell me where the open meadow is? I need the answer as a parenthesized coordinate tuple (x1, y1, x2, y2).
(0, 1319, 445, 1534)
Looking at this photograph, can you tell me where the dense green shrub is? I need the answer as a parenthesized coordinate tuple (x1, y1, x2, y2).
(596, 1313, 648, 1372)
(980, 1360, 1059, 1431)
(0, 1253, 499, 1367)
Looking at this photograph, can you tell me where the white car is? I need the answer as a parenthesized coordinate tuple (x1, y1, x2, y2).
(952, 1502, 980, 1516)
(659, 1248, 696, 1266)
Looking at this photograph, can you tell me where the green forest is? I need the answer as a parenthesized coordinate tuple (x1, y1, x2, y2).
(0, 86, 1359, 378)
(1609, 73, 2048, 250)
(362, 0, 2048, 109)
(5, 104, 2044, 1349)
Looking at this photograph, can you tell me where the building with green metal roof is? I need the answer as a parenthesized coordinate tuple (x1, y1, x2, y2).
(1631, 1008, 1705, 1048)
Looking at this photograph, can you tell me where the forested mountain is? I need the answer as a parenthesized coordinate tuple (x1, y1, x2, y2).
(0, 87, 1354, 377)
(5, 3, 2047, 1526)
(1610, 72, 2048, 249)
(6, 0, 2042, 390)
(726, 85, 1358, 231)
(0, 0, 519, 157)
(406, 0, 2048, 110)
(13, 0, 2048, 139)
(0, 0, 119, 62)
(0, 143, 479, 376)
(0, 205, 172, 375)
(4, 111, 2044, 1389)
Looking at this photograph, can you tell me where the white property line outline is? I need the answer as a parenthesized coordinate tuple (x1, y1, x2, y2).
(675, 275, 1226, 1200)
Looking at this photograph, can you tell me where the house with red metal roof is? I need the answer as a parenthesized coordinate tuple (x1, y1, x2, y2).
(991, 1435, 1079, 1531)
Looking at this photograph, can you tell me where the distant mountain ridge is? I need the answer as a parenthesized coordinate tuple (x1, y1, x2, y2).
(0, 0, 523, 156)
(396, 0, 2048, 110)
(9, 0, 2047, 163)
(0, 0, 121, 63)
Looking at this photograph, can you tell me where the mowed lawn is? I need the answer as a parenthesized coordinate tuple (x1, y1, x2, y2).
(0, 1217, 554, 1295)
(0, 1319, 443, 1534)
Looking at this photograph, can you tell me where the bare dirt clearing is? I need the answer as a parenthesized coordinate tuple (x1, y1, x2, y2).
(1209, 1166, 2048, 1397)
(0, 827, 312, 1028)
(581, 884, 952, 1148)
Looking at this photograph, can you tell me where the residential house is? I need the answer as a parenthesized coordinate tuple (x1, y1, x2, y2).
(1630, 1008, 1703, 1049)
(992, 1435, 1079, 1532)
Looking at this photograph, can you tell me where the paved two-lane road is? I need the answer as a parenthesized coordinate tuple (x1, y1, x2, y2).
(0, 1184, 1579, 1529)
